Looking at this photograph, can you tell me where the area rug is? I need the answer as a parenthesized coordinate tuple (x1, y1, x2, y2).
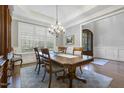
(21, 66, 112, 88)
(92, 59, 109, 66)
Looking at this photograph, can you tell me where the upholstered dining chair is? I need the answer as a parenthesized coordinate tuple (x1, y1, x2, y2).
(9, 48, 23, 70)
(34, 48, 44, 74)
(58, 47, 67, 54)
(73, 47, 83, 73)
(41, 48, 65, 88)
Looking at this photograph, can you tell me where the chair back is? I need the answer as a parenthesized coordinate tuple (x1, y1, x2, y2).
(58, 47, 67, 54)
(34, 48, 41, 63)
(7, 48, 15, 60)
(41, 48, 51, 71)
(73, 47, 83, 56)
(7, 52, 14, 60)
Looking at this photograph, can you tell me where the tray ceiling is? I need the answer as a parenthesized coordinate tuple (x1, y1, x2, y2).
(12, 5, 124, 28)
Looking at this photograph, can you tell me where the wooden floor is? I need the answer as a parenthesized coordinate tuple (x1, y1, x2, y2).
(8, 59, 124, 88)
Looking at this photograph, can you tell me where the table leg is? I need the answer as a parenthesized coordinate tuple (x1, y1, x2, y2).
(68, 66, 76, 88)
(56, 65, 87, 88)
(69, 78, 72, 88)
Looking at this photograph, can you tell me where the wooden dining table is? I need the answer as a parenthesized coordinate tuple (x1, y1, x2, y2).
(40, 52, 94, 88)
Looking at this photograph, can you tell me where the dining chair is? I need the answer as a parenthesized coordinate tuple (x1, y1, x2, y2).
(41, 48, 65, 88)
(58, 47, 67, 54)
(73, 47, 83, 73)
(34, 47, 44, 74)
(9, 48, 23, 70)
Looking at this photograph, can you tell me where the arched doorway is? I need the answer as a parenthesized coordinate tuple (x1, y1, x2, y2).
(82, 29, 93, 56)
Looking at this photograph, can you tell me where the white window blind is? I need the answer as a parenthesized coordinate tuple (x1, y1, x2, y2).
(18, 22, 55, 53)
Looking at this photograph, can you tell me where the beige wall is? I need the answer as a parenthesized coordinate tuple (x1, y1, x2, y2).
(64, 11, 124, 61)
(83, 12, 124, 47)
(64, 24, 81, 47)
(64, 11, 124, 47)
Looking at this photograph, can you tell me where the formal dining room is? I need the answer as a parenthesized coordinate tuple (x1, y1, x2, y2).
(0, 5, 124, 88)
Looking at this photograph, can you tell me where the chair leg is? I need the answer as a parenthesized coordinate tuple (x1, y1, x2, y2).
(63, 70, 66, 76)
(20, 59, 23, 67)
(42, 69, 46, 82)
(48, 73, 52, 88)
(35, 63, 38, 71)
(62, 70, 66, 82)
(37, 64, 41, 74)
(80, 66, 83, 73)
(55, 72, 57, 77)
(12, 61, 14, 70)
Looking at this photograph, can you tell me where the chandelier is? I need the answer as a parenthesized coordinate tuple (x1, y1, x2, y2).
(48, 5, 65, 37)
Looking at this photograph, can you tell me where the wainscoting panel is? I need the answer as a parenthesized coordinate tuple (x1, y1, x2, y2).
(118, 48, 124, 61)
(105, 47, 118, 60)
(94, 47, 106, 58)
(94, 47, 124, 62)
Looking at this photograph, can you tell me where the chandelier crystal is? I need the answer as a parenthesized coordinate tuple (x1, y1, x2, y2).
(48, 5, 65, 37)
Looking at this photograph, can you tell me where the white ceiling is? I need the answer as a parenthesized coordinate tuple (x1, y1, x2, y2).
(12, 5, 124, 28)
(27, 5, 85, 19)
(12, 5, 96, 23)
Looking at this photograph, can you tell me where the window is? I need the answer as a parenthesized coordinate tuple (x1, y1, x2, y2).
(18, 22, 55, 53)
